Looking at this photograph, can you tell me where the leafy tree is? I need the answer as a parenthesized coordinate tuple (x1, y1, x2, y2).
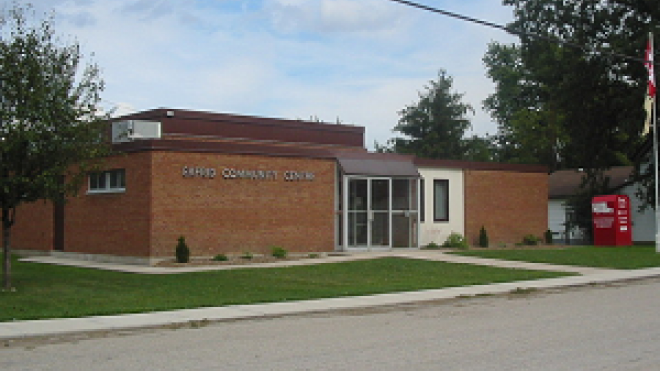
(391, 69, 475, 160)
(482, 0, 658, 213)
(373, 139, 395, 153)
(463, 135, 498, 162)
(483, 42, 567, 169)
(496, 0, 659, 174)
(0, 5, 109, 289)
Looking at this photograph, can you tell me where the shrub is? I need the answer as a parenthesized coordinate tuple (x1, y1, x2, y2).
(271, 246, 288, 259)
(308, 253, 320, 259)
(478, 226, 489, 248)
(522, 234, 540, 246)
(422, 242, 441, 250)
(442, 232, 468, 249)
(544, 229, 554, 245)
(175, 236, 190, 263)
(213, 254, 228, 261)
(241, 251, 254, 260)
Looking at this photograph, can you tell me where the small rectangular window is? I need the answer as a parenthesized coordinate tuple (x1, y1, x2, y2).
(89, 169, 126, 194)
(89, 173, 100, 190)
(420, 179, 425, 222)
(109, 170, 125, 188)
(434, 179, 449, 222)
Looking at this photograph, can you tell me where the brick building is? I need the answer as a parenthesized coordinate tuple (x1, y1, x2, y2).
(6, 108, 548, 264)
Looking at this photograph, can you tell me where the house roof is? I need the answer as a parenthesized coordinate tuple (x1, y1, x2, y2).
(414, 158, 547, 173)
(548, 166, 634, 199)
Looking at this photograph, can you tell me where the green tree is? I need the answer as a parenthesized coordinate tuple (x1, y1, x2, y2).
(391, 69, 474, 159)
(463, 135, 497, 162)
(1, 5, 109, 289)
(497, 0, 658, 173)
(483, 0, 658, 213)
(483, 42, 567, 169)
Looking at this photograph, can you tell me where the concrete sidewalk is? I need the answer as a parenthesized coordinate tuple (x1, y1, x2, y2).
(18, 250, 618, 275)
(3, 252, 660, 341)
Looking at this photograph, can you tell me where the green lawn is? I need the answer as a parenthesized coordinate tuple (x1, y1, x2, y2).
(452, 246, 660, 269)
(0, 256, 571, 321)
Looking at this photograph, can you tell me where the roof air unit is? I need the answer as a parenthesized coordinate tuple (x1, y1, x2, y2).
(112, 120, 162, 143)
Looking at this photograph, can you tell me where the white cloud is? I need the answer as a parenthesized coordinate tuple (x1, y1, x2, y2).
(265, 0, 403, 34)
(14, 0, 517, 150)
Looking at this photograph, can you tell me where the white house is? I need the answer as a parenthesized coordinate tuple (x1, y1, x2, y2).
(548, 166, 655, 244)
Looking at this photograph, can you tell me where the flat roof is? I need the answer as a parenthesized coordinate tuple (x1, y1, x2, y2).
(115, 108, 365, 149)
(335, 151, 419, 177)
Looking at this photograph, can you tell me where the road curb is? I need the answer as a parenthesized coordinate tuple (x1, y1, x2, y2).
(3, 268, 660, 341)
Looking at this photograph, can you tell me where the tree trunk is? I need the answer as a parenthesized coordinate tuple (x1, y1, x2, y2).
(2, 208, 13, 291)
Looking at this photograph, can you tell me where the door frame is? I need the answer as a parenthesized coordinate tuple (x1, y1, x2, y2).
(341, 176, 392, 251)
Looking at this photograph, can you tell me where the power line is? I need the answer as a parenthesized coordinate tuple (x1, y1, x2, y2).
(386, 0, 656, 66)
(387, 0, 511, 34)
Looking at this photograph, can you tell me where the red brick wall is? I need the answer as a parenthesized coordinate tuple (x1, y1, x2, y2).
(62, 153, 152, 257)
(464, 170, 548, 245)
(3, 200, 53, 252)
(149, 152, 336, 257)
(6, 151, 337, 260)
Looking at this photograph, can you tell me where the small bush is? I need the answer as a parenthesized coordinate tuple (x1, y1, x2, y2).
(308, 253, 320, 259)
(522, 234, 540, 246)
(544, 229, 553, 245)
(241, 251, 254, 260)
(422, 242, 441, 250)
(442, 232, 469, 249)
(478, 226, 489, 248)
(271, 246, 288, 259)
(213, 254, 228, 261)
(175, 236, 190, 263)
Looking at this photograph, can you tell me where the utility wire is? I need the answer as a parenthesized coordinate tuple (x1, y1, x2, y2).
(386, 0, 657, 66)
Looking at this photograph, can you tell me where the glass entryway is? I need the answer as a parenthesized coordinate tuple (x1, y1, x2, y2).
(339, 176, 419, 251)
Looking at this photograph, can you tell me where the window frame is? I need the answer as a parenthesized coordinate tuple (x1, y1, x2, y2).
(420, 179, 425, 222)
(433, 179, 449, 222)
(88, 169, 126, 194)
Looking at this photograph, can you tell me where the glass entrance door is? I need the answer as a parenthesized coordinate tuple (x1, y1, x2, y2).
(391, 178, 419, 248)
(346, 177, 391, 250)
(370, 179, 390, 247)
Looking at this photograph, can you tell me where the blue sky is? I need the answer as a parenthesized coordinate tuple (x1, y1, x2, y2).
(24, 0, 518, 149)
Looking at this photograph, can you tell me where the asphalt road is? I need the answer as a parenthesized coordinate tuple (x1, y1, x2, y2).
(3, 278, 660, 370)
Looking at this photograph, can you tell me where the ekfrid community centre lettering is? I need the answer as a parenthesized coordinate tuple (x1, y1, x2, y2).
(181, 166, 314, 181)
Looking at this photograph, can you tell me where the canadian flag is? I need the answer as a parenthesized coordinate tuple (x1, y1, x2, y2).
(643, 38, 656, 136)
(646, 38, 656, 98)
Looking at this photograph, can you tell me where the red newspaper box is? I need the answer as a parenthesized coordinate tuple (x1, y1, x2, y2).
(592, 195, 632, 246)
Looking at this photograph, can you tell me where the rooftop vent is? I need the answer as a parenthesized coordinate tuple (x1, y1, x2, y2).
(112, 120, 161, 143)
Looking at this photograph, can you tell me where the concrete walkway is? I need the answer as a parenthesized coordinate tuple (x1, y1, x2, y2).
(3, 251, 660, 341)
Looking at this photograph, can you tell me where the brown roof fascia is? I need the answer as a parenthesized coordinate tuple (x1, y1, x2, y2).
(333, 150, 417, 162)
(414, 157, 548, 173)
(113, 138, 342, 160)
(115, 108, 365, 148)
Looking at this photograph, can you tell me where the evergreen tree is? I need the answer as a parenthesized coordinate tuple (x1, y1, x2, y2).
(391, 69, 474, 160)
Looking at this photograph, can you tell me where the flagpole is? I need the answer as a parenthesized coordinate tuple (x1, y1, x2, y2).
(652, 32, 660, 253)
(655, 81, 659, 252)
